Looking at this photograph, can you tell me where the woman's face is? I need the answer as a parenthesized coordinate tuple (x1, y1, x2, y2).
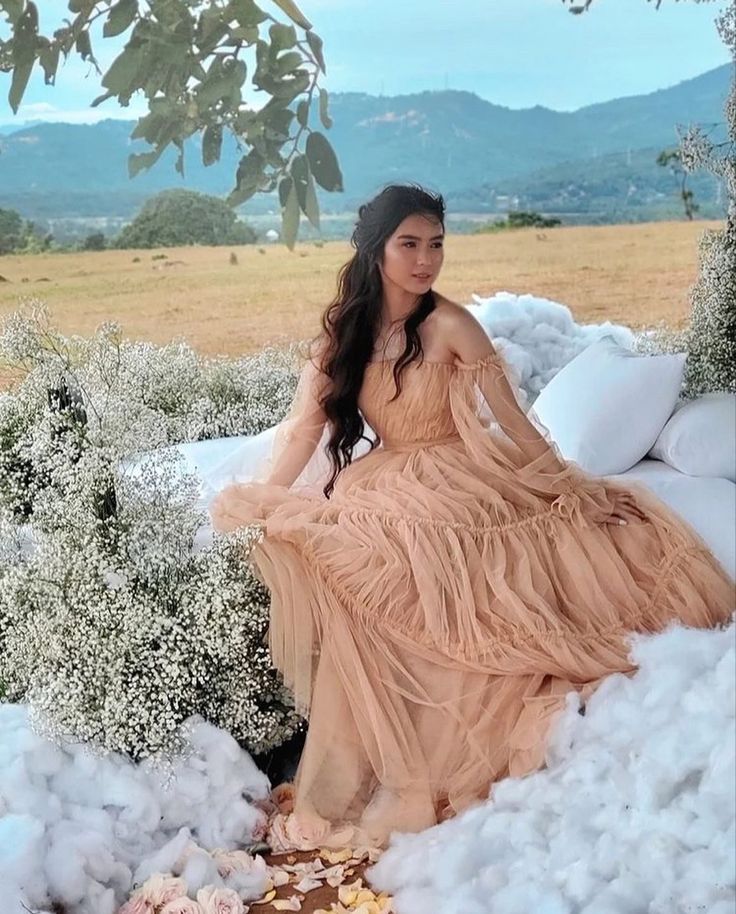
(378, 212, 445, 297)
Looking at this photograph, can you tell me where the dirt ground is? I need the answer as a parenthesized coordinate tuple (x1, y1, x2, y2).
(262, 849, 380, 913)
(0, 221, 717, 370)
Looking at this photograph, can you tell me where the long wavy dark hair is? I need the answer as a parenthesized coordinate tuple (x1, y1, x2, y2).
(311, 183, 445, 497)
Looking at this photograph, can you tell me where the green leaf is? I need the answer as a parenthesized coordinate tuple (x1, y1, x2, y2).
(230, 25, 258, 42)
(173, 138, 185, 177)
(271, 0, 312, 30)
(306, 131, 343, 192)
(1, 0, 23, 26)
(38, 41, 60, 84)
(8, 2, 38, 114)
(290, 154, 319, 230)
(274, 50, 303, 78)
(91, 90, 114, 108)
(229, 0, 268, 28)
(296, 98, 309, 128)
(269, 22, 296, 51)
(9, 59, 33, 113)
(278, 176, 300, 250)
(262, 104, 294, 141)
(318, 88, 332, 129)
(202, 123, 223, 167)
(103, 0, 137, 38)
(101, 46, 142, 96)
(227, 148, 265, 206)
(128, 148, 164, 178)
(75, 30, 92, 61)
(306, 30, 325, 74)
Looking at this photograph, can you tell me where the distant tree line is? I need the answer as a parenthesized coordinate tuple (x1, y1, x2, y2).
(0, 207, 53, 254)
(0, 189, 258, 254)
(475, 211, 563, 234)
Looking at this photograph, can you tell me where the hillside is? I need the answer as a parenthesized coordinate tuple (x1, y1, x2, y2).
(0, 63, 729, 226)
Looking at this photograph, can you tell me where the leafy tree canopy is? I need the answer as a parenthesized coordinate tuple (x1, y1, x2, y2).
(0, 0, 343, 248)
(115, 187, 258, 248)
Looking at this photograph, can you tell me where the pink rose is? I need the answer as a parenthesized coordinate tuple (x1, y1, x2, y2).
(159, 899, 203, 914)
(196, 886, 244, 914)
(138, 873, 188, 907)
(117, 896, 154, 914)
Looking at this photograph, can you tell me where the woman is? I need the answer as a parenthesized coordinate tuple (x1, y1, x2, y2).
(209, 184, 733, 851)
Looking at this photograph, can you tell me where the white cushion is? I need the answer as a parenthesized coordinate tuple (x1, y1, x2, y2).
(612, 459, 736, 581)
(648, 391, 736, 482)
(532, 337, 686, 475)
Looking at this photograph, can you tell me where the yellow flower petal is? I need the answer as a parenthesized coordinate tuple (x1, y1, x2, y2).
(251, 888, 277, 904)
(353, 904, 381, 914)
(320, 848, 353, 864)
(272, 896, 302, 911)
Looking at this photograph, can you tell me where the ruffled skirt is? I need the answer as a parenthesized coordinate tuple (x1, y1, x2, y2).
(209, 436, 734, 850)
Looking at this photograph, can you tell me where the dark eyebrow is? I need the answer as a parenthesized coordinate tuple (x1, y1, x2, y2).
(396, 233, 445, 241)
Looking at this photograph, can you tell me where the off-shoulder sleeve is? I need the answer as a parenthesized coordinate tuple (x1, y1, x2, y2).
(208, 341, 332, 532)
(449, 346, 625, 524)
(259, 343, 330, 488)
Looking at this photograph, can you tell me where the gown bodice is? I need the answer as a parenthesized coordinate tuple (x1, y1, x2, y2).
(358, 359, 459, 448)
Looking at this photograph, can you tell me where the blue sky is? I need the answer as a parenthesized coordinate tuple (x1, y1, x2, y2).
(0, 0, 730, 126)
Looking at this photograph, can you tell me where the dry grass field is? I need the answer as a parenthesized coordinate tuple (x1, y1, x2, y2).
(0, 220, 717, 362)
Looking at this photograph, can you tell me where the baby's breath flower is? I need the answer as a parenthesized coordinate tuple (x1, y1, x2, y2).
(0, 308, 304, 760)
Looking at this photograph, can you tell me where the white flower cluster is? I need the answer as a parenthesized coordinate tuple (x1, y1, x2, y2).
(675, 6, 735, 400)
(0, 302, 304, 760)
(682, 227, 736, 399)
(642, 6, 735, 402)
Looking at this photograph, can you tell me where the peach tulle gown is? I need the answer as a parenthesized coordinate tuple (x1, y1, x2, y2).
(209, 340, 734, 851)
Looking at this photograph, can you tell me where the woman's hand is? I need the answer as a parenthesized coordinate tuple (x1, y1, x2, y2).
(600, 491, 648, 527)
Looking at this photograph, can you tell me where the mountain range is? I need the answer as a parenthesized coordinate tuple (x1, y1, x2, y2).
(0, 62, 730, 232)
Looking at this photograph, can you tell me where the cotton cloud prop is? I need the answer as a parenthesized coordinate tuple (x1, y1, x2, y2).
(369, 617, 736, 914)
(0, 711, 270, 914)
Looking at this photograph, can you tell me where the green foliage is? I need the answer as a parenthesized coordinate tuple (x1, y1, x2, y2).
(0, 0, 343, 248)
(0, 205, 51, 254)
(82, 231, 107, 251)
(475, 210, 563, 234)
(0, 207, 23, 254)
(116, 188, 257, 249)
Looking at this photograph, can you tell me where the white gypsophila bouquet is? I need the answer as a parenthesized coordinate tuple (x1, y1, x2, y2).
(676, 5, 735, 399)
(0, 300, 298, 451)
(0, 303, 304, 759)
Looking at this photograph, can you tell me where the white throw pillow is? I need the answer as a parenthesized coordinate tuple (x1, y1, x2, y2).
(532, 337, 686, 475)
(648, 391, 736, 481)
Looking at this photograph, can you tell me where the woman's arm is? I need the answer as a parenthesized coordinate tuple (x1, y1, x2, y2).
(441, 303, 644, 525)
(264, 342, 329, 489)
(442, 304, 567, 474)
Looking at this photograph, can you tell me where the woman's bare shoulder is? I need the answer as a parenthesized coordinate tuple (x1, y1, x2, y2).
(431, 294, 494, 360)
(431, 295, 480, 332)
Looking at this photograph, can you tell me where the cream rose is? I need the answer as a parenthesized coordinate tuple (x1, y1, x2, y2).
(159, 899, 204, 914)
(116, 895, 154, 914)
(137, 873, 188, 907)
(196, 886, 244, 914)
